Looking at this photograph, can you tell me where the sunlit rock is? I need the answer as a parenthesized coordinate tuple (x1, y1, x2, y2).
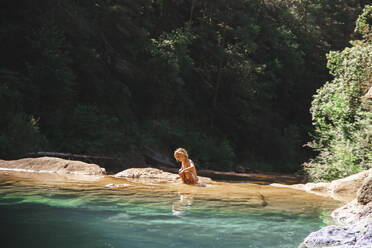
(331, 199, 372, 226)
(272, 169, 372, 202)
(302, 170, 372, 247)
(332, 175, 372, 225)
(358, 175, 372, 205)
(0, 157, 106, 176)
(330, 169, 371, 195)
(302, 218, 372, 248)
(114, 167, 212, 184)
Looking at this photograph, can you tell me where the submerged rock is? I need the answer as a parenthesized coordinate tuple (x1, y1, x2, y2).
(114, 167, 212, 184)
(0, 157, 106, 176)
(302, 218, 372, 248)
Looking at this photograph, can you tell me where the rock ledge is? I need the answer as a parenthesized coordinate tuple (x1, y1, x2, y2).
(115, 167, 212, 184)
(0, 157, 106, 176)
(301, 171, 372, 248)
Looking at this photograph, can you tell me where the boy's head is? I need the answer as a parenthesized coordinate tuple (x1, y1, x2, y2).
(174, 148, 188, 162)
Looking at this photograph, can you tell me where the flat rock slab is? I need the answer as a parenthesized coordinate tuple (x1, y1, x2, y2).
(302, 218, 372, 248)
(0, 157, 106, 176)
(271, 169, 372, 202)
(114, 167, 212, 184)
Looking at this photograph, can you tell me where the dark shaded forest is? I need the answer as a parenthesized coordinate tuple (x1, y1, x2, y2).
(0, 0, 368, 173)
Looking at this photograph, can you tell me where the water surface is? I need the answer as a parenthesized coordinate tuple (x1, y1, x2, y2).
(0, 172, 342, 248)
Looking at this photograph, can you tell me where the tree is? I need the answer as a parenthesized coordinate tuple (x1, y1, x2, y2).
(305, 5, 372, 181)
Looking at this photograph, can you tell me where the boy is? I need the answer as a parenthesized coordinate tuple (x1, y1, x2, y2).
(174, 148, 199, 185)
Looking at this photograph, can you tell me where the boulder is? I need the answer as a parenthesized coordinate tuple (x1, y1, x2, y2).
(331, 174, 372, 226)
(115, 167, 178, 180)
(305, 182, 331, 193)
(358, 175, 372, 205)
(330, 169, 371, 195)
(302, 218, 372, 248)
(114, 167, 212, 184)
(331, 199, 372, 225)
(0, 157, 106, 176)
(302, 170, 372, 248)
(271, 169, 372, 201)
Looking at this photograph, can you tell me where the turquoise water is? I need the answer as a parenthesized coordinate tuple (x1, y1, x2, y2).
(0, 175, 339, 248)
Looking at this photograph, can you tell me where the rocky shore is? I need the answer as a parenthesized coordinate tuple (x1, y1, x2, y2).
(1, 157, 370, 247)
(114, 167, 213, 184)
(275, 170, 372, 248)
(0, 157, 213, 184)
(271, 169, 372, 202)
(0, 157, 106, 176)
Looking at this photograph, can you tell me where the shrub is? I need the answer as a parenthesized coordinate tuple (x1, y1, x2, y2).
(0, 114, 43, 159)
(305, 6, 372, 181)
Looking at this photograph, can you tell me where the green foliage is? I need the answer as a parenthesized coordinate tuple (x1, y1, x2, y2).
(0, 114, 43, 159)
(63, 104, 130, 155)
(0, 69, 44, 159)
(150, 27, 195, 73)
(0, 0, 367, 173)
(355, 5, 372, 40)
(306, 6, 372, 181)
(26, 25, 77, 146)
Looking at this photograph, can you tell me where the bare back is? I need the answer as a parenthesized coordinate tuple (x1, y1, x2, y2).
(180, 159, 198, 185)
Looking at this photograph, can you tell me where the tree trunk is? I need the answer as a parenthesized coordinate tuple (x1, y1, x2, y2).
(211, 23, 227, 128)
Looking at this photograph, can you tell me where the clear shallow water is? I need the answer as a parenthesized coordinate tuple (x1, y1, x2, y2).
(0, 172, 341, 248)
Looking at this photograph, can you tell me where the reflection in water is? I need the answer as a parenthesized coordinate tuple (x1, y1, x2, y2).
(172, 193, 193, 216)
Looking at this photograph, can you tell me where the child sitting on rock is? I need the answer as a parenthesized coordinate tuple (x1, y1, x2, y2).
(174, 148, 199, 185)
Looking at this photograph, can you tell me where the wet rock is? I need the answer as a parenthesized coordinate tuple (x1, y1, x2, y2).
(302, 218, 372, 248)
(114, 167, 212, 184)
(0, 157, 106, 176)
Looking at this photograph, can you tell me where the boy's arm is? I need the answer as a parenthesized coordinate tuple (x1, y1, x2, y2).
(179, 161, 195, 173)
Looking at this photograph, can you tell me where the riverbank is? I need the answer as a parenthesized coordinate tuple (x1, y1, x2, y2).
(0, 156, 340, 213)
(0, 156, 303, 184)
(272, 169, 372, 248)
(1, 156, 370, 247)
(0, 170, 340, 248)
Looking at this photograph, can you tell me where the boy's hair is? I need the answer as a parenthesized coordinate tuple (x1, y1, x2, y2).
(174, 148, 188, 159)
